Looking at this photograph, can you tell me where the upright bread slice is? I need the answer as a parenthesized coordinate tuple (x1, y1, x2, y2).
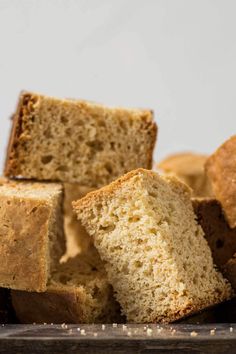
(11, 254, 122, 324)
(0, 179, 65, 292)
(62, 184, 95, 262)
(158, 152, 213, 197)
(5, 92, 157, 187)
(73, 169, 232, 323)
(192, 198, 236, 267)
(205, 135, 236, 228)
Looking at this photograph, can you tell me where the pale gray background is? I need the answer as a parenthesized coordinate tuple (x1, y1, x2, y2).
(0, 0, 235, 170)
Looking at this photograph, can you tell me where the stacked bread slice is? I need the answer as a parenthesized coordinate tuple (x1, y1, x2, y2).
(1, 90, 234, 324)
(1, 91, 157, 323)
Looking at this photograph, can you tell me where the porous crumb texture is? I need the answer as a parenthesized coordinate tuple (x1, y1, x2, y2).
(192, 198, 236, 267)
(158, 152, 213, 197)
(11, 254, 122, 324)
(0, 178, 65, 292)
(61, 184, 95, 262)
(74, 169, 232, 323)
(205, 135, 236, 228)
(5, 92, 157, 187)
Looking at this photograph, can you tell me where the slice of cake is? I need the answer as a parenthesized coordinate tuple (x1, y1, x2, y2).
(61, 184, 95, 262)
(158, 152, 213, 197)
(5, 92, 157, 187)
(73, 169, 232, 323)
(205, 135, 236, 228)
(192, 198, 236, 267)
(0, 179, 65, 292)
(11, 254, 122, 324)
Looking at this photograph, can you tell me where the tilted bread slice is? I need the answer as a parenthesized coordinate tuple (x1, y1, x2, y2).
(158, 152, 213, 197)
(192, 198, 236, 267)
(5, 92, 157, 187)
(205, 135, 236, 228)
(0, 178, 65, 292)
(73, 169, 232, 323)
(11, 253, 122, 324)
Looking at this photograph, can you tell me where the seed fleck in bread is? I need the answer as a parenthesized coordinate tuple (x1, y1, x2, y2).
(73, 169, 232, 323)
(158, 152, 213, 197)
(0, 178, 65, 292)
(205, 136, 236, 228)
(11, 254, 122, 324)
(192, 198, 236, 267)
(5, 92, 157, 187)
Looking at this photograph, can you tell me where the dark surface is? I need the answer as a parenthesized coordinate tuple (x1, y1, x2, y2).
(0, 323, 236, 354)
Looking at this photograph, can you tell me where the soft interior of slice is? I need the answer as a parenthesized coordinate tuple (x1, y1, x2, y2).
(75, 170, 231, 322)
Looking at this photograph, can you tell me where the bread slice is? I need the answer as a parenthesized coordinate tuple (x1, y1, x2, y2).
(61, 184, 95, 262)
(223, 256, 236, 291)
(11, 254, 122, 324)
(73, 168, 232, 323)
(158, 152, 213, 197)
(0, 178, 65, 292)
(5, 92, 157, 187)
(192, 198, 236, 267)
(205, 136, 236, 228)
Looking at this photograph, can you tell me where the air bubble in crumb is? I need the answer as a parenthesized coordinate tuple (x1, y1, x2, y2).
(210, 329, 215, 336)
(190, 331, 198, 337)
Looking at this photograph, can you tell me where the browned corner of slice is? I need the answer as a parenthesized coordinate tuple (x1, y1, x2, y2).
(158, 152, 213, 197)
(73, 168, 232, 323)
(0, 179, 65, 292)
(5, 91, 157, 187)
(192, 198, 236, 267)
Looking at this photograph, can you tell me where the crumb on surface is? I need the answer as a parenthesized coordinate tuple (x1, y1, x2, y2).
(190, 331, 198, 337)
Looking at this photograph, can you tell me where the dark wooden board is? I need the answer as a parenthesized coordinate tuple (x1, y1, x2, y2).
(0, 323, 236, 354)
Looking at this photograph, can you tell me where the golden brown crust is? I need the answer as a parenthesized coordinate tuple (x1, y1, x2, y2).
(192, 198, 236, 267)
(4, 92, 38, 177)
(0, 197, 49, 291)
(0, 179, 64, 292)
(205, 135, 236, 228)
(73, 168, 190, 213)
(158, 152, 213, 198)
(158, 152, 208, 175)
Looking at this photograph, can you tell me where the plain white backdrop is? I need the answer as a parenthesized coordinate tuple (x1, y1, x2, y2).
(0, 0, 236, 170)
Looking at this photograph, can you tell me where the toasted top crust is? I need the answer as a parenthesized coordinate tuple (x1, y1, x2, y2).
(73, 168, 191, 212)
(205, 135, 236, 228)
(0, 178, 62, 201)
(158, 152, 208, 176)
